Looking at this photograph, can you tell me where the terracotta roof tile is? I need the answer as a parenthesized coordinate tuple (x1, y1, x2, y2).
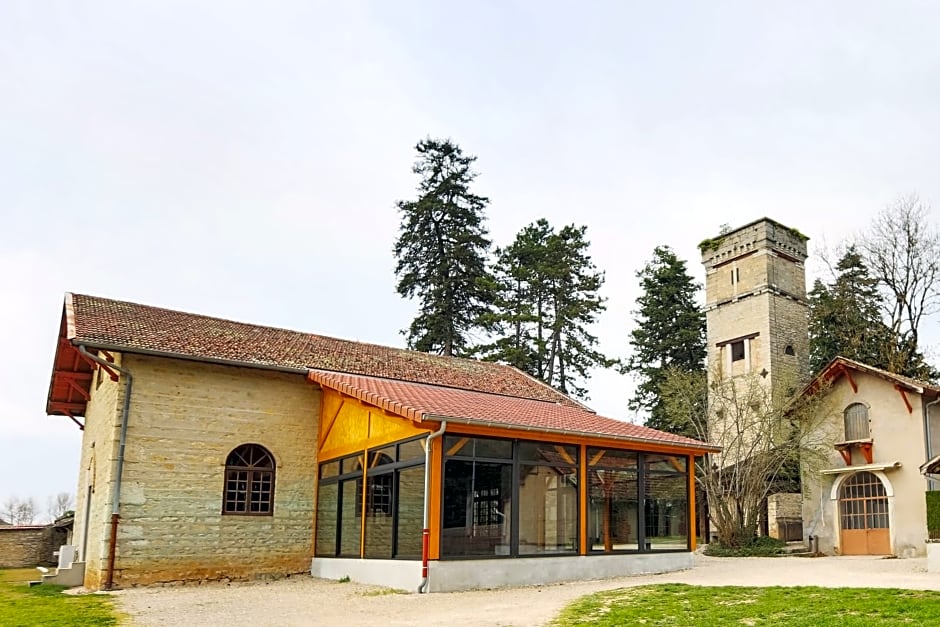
(308, 370, 718, 452)
(64, 293, 586, 407)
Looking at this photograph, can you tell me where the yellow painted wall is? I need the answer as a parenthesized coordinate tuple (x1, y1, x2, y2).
(318, 389, 428, 461)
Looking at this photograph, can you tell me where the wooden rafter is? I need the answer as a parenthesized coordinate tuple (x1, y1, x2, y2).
(894, 384, 913, 414)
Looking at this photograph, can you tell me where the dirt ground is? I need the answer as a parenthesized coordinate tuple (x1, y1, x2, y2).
(113, 554, 940, 627)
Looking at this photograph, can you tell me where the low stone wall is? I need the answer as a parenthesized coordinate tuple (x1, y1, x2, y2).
(0, 525, 68, 568)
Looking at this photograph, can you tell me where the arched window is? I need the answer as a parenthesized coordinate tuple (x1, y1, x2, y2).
(843, 403, 869, 441)
(223, 444, 275, 515)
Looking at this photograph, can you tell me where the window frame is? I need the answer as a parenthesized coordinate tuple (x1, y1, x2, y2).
(315, 436, 427, 559)
(843, 403, 870, 442)
(222, 443, 276, 516)
(440, 436, 580, 560)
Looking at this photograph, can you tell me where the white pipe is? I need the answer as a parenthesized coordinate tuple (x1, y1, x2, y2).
(417, 420, 447, 594)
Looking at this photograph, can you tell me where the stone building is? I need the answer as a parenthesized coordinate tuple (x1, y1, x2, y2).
(700, 218, 939, 556)
(45, 293, 717, 591)
(700, 217, 810, 408)
(700, 218, 809, 538)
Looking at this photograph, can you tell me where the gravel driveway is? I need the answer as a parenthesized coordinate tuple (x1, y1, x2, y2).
(113, 554, 940, 626)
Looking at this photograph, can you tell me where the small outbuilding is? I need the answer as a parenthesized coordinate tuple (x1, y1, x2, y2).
(46, 293, 717, 591)
(801, 357, 940, 558)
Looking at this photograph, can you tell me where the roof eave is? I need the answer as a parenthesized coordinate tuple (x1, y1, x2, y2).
(71, 340, 310, 376)
(421, 413, 720, 455)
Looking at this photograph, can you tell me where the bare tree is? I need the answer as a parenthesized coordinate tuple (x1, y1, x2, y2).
(2, 496, 38, 526)
(858, 195, 940, 375)
(661, 368, 833, 548)
(47, 492, 74, 521)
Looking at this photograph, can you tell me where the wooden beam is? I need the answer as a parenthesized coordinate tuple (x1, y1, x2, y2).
(65, 379, 90, 401)
(688, 454, 696, 551)
(895, 384, 913, 414)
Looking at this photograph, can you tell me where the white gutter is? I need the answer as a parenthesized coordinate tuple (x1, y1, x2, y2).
(417, 420, 446, 594)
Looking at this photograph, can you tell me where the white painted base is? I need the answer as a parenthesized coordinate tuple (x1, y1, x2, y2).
(311, 552, 693, 593)
(927, 541, 940, 573)
(41, 561, 85, 587)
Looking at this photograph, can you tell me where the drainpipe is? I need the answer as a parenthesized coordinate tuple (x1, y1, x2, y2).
(417, 420, 447, 594)
(78, 345, 133, 591)
(925, 396, 940, 490)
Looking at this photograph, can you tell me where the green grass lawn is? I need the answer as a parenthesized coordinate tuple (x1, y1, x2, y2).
(0, 568, 121, 626)
(553, 583, 940, 626)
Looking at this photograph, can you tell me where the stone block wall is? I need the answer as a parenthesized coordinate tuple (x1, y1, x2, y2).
(73, 351, 123, 589)
(0, 526, 68, 568)
(76, 353, 321, 589)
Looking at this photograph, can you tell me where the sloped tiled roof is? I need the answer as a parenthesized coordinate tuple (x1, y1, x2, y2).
(308, 369, 718, 452)
(810, 356, 940, 395)
(59, 293, 585, 407)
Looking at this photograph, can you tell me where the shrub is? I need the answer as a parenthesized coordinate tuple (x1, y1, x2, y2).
(927, 491, 940, 540)
(704, 535, 786, 557)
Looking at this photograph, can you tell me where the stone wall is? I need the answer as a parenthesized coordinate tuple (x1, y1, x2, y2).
(0, 526, 68, 568)
(74, 353, 321, 589)
(74, 351, 122, 589)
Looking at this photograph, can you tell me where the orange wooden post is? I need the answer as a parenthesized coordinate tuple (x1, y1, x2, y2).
(579, 444, 588, 555)
(688, 454, 697, 551)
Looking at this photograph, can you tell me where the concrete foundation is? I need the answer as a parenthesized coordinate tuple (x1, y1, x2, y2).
(928, 541, 940, 573)
(311, 552, 693, 592)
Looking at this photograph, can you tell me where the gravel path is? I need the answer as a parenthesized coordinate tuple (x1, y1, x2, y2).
(113, 554, 940, 626)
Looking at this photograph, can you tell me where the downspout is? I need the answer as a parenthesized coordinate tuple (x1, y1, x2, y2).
(925, 396, 940, 490)
(417, 420, 447, 594)
(78, 345, 133, 591)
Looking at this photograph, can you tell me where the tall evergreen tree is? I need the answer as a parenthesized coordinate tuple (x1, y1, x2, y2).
(808, 247, 891, 374)
(626, 246, 705, 435)
(479, 219, 614, 398)
(393, 138, 495, 357)
(809, 246, 935, 380)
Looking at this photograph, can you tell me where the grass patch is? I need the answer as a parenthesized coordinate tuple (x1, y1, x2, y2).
(553, 584, 940, 626)
(704, 536, 786, 557)
(360, 587, 409, 596)
(0, 568, 120, 626)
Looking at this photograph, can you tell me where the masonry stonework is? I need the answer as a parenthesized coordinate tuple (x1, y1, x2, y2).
(76, 354, 320, 588)
(74, 352, 123, 589)
(0, 526, 68, 568)
(702, 218, 810, 410)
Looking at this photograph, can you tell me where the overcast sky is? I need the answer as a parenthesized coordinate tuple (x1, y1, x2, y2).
(2, 1, 939, 514)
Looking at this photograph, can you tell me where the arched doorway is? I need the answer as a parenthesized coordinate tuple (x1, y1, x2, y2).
(839, 471, 890, 555)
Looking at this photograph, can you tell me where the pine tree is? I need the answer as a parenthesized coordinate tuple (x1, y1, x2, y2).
(809, 246, 935, 380)
(626, 246, 705, 435)
(393, 138, 495, 357)
(479, 219, 614, 398)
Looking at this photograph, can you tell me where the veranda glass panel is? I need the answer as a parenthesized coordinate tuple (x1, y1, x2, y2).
(518, 442, 578, 465)
(398, 438, 425, 462)
(645, 472, 689, 550)
(442, 460, 513, 556)
(588, 468, 639, 552)
(395, 465, 425, 558)
(315, 482, 338, 556)
(340, 479, 361, 557)
(443, 436, 512, 460)
(363, 473, 394, 558)
(518, 465, 578, 554)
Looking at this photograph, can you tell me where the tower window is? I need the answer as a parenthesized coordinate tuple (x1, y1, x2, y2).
(731, 340, 745, 362)
(784, 345, 795, 356)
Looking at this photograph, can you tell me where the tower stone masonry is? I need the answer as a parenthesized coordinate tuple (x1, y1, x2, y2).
(701, 218, 810, 406)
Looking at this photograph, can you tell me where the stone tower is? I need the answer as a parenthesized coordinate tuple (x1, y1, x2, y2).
(701, 218, 810, 404)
